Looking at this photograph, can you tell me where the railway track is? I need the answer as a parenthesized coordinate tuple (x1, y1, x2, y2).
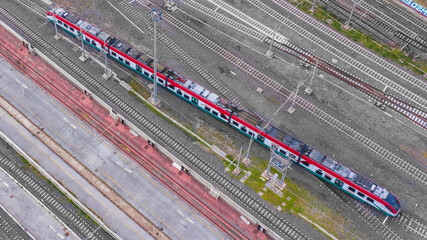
(175, 0, 427, 184)
(324, 0, 427, 52)
(110, 0, 259, 118)
(321, 174, 427, 240)
(2, 2, 309, 239)
(321, 0, 395, 44)
(0, 150, 109, 240)
(0, 200, 33, 240)
(245, 0, 427, 109)
(314, 176, 404, 240)
(375, 0, 427, 37)
(392, 213, 427, 239)
(267, 0, 427, 128)
(202, 0, 427, 129)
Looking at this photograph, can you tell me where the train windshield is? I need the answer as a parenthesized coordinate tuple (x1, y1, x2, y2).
(385, 193, 400, 212)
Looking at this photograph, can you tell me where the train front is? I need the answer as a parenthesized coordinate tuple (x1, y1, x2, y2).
(385, 191, 401, 217)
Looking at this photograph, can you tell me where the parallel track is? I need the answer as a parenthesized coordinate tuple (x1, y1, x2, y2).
(324, 0, 427, 52)
(317, 178, 403, 240)
(374, 0, 427, 37)
(2, 2, 308, 238)
(0, 150, 108, 240)
(0, 199, 33, 240)
(247, 0, 427, 110)
(112, 0, 259, 117)
(177, 0, 427, 184)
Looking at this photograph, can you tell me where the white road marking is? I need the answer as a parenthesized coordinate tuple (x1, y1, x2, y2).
(230, 71, 236, 75)
(125, 168, 132, 173)
(2, 181, 9, 187)
(115, 161, 123, 167)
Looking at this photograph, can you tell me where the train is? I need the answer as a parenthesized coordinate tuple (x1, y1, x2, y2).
(46, 7, 401, 216)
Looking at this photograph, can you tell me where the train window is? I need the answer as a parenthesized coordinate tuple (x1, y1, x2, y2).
(150, 74, 154, 79)
(118, 57, 124, 62)
(357, 192, 365, 198)
(168, 85, 175, 90)
(249, 132, 254, 137)
(220, 114, 227, 119)
(144, 71, 149, 76)
(111, 51, 117, 57)
(125, 60, 130, 65)
(85, 37, 90, 42)
(315, 169, 322, 176)
(324, 175, 332, 181)
(212, 111, 218, 116)
(367, 197, 374, 203)
(184, 95, 190, 100)
(177, 89, 182, 95)
(301, 161, 309, 167)
(58, 20, 63, 25)
(348, 186, 355, 192)
(64, 23, 68, 28)
(158, 79, 164, 84)
(240, 126, 247, 132)
(279, 149, 287, 155)
(205, 106, 211, 112)
(70, 27, 74, 32)
(232, 120, 239, 126)
(91, 40, 96, 46)
(290, 154, 296, 159)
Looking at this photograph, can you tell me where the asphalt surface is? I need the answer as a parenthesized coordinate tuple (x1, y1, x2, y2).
(0, 157, 78, 240)
(0, 49, 229, 239)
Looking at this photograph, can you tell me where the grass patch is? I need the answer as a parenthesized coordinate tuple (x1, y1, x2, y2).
(290, 0, 427, 76)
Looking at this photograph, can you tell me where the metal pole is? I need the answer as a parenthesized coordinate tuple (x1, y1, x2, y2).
(80, 26, 85, 58)
(245, 135, 254, 161)
(236, 147, 242, 170)
(311, 0, 317, 11)
(53, 13, 58, 35)
(149, 9, 162, 103)
(346, 2, 357, 26)
(308, 60, 318, 86)
(104, 39, 108, 73)
(153, 15, 158, 103)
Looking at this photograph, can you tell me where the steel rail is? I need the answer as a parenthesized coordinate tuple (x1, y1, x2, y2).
(200, 0, 427, 129)
(324, 0, 427, 51)
(0, 150, 108, 240)
(246, 0, 427, 110)
(0, 196, 33, 240)
(374, 0, 427, 38)
(317, 178, 403, 240)
(1, 2, 308, 238)
(176, 0, 427, 183)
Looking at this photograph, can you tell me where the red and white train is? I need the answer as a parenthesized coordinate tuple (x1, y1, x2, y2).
(46, 7, 401, 216)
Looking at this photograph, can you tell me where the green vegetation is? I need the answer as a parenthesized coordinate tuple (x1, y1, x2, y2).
(290, 0, 427, 76)
(128, 80, 210, 148)
(17, 153, 98, 226)
(127, 78, 359, 238)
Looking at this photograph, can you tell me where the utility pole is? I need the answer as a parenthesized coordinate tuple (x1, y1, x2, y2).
(148, 9, 162, 106)
(266, 23, 279, 59)
(79, 26, 88, 62)
(102, 38, 112, 79)
(52, 13, 62, 40)
(346, 2, 357, 26)
(304, 59, 318, 95)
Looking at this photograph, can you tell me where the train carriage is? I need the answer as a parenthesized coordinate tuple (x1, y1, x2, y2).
(46, 7, 401, 216)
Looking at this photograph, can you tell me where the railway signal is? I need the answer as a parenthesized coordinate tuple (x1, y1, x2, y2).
(148, 9, 162, 105)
